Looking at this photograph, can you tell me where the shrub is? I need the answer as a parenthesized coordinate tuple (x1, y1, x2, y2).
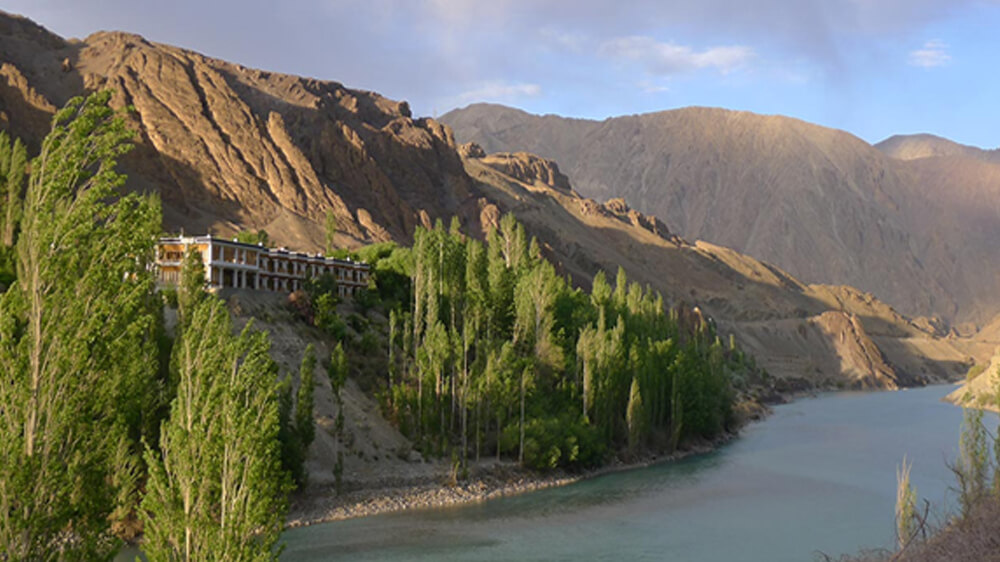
(502, 414, 605, 471)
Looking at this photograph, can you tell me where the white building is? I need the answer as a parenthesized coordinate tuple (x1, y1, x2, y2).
(157, 235, 370, 298)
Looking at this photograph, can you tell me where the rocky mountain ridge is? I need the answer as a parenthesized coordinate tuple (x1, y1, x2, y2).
(0, 11, 976, 390)
(441, 103, 1000, 328)
(0, 11, 471, 250)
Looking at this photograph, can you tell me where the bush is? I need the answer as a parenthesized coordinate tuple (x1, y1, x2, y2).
(315, 293, 346, 340)
(502, 414, 606, 471)
(359, 329, 378, 354)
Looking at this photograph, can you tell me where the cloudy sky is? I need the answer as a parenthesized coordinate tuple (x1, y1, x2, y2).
(10, 0, 1000, 147)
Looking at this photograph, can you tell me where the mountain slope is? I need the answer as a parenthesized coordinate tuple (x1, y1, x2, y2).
(0, 12, 975, 390)
(440, 104, 1000, 327)
(0, 11, 470, 250)
(461, 148, 971, 389)
(876, 133, 1000, 164)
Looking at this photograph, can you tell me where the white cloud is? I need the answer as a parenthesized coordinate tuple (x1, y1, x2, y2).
(448, 81, 543, 106)
(601, 36, 755, 75)
(637, 79, 671, 93)
(538, 27, 588, 52)
(908, 39, 951, 67)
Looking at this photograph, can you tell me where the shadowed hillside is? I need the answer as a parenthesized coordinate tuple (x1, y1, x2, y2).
(0, 11, 471, 250)
(0, 11, 976, 392)
(441, 104, 1000, 328)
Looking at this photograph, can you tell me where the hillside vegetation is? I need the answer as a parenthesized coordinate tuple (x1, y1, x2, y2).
(0, 11, 979, 393)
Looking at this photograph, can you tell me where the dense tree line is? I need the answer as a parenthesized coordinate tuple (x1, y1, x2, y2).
(372, 216, 755, 471)
(0, 92, 165, 559)
(0, 88, 756, 558)
(0, 92, 306, 560)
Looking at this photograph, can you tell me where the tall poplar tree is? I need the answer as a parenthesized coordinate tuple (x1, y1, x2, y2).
(0, 91, 162, 559)
(141, 297, 288, 561)
(0, 131, 27, 248)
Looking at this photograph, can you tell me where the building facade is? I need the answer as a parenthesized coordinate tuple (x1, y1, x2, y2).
(157, 235, 370, 298)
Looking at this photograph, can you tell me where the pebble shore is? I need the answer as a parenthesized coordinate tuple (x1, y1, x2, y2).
(286, 435, 735, 529)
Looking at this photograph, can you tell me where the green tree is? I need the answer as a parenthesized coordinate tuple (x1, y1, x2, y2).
(325, 210, 338, 256)
(0, 131, 27, 247)
(329, 343, 348, 494)
(141, 298, 288, 561)
(0, 91, 162, 559)
(296, 344, 317, 455)
(954, 406, 991, 517)
(178, 246, 207, 327)
(626, 377, 646, 453)
(236, 229, 271, 247)
(277, 344, 318, 488)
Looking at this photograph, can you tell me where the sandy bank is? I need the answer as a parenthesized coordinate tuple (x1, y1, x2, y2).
(286, 437, 732, 529)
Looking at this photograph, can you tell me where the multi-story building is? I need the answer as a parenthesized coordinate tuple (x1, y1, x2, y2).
(156, 235, 370, 298)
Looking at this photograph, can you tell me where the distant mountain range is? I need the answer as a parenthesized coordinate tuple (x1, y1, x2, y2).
(441, 104, 1000, 327)
(0, 10, 988, 389)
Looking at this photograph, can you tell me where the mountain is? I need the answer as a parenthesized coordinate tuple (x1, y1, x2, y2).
(0, 11, 976, 390)
(459, 147, 971, 388)
(0, 11, 471, 250)
(876, 133, 1000, 163)
(440, 104, 1000, 328)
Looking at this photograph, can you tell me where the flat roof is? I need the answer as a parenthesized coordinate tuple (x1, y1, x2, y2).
(158, 235, 368, 268)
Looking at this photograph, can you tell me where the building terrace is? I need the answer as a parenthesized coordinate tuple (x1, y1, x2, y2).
(157, 235, 370, 298)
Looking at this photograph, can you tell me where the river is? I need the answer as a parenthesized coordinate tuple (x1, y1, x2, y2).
(280, 384, 976, 561)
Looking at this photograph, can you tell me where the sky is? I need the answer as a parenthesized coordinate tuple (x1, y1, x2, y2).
(9, 0, 1000, 148)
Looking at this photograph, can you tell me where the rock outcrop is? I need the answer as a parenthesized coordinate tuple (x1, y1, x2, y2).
(0, 11, 974, 391)
(479, 151, 572, 193)
(0, 11, 471, 250)
(441, 103, 1000, 328)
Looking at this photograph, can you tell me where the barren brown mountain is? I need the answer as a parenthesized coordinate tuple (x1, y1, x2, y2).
(459, 148, 972, 389)
(0, 11, 471, 250)
(441, 104, 1000, 328)
(0, 11, 977, 392)
(876, 133, 1000, 163)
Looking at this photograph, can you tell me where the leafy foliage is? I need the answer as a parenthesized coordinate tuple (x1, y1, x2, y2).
(235, 229, 271, 247)
(0, 91, 163, 559)
(277, 344, 318, 488)
(381, 215, 755, 470)
(141, 298, 289, 561)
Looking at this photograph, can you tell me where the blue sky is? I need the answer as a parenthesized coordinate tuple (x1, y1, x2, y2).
(10, 0, 1000, 148)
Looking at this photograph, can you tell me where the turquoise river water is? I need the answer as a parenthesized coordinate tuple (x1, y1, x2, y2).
(280, 384, 976, 561)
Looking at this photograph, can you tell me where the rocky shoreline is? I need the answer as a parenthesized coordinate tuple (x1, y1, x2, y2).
(286, 436, 735, 529)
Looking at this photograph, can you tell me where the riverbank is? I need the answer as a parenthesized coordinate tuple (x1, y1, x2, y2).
(286, 434, 735, 528)
(281, 384, 967, 562)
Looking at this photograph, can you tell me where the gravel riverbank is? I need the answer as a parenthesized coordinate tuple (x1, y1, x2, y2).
(286, 436, 734, 529)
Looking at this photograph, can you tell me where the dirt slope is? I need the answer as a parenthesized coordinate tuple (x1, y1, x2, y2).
(441, 104, 1000, 327)
(0, 11, 470, 250)
(461, 149, 972, 390)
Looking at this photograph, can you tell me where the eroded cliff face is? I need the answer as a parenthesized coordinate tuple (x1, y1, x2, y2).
(441, 104, 1000, 328)
(461, 153, 971, 391)
(0, 12, 471, 250)
(0, 11, 973, 391)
